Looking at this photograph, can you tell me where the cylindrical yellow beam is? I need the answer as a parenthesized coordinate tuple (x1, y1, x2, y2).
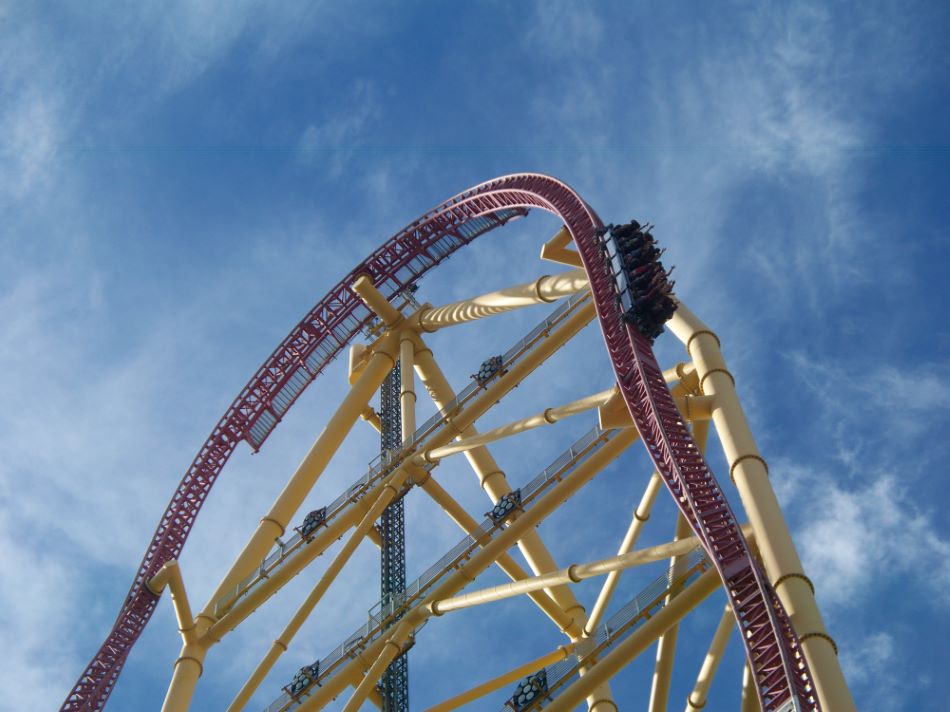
(208, 300, 593, 644)
(414, 468, 573, 632)
(203, 489, 366, 642)
(148, 559, 197, 646)
(414, 269, 588, 331)
(430, 530, 737, 615)
(343, 620, 415, 712)
(667, 301, 855, 712)
(196, 335, 397, 632)
(400, 335, 416, 442)
(425, 645, 574, 712)
(647, 514, 691, 712)
(352, 274, 403, 327)
(584, 473, 663, 635)
(410, 305, 597, 620)
(685, 604, 735, 712)
(741, 662, 762, 712)
(225, 467, 410, 712)
(544, 566, 721, 712)
(425, 387, 615, 461)
(296, 426, 639, 712)
(161, 643, 206, 712)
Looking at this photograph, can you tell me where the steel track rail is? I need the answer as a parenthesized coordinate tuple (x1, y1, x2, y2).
(63, 174, 816, 711)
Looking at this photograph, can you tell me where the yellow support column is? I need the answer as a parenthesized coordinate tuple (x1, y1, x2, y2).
(412, 339, 587, 630)
(226, 467, 410, 712)
(197, 333, 398, 632)
(668, 301, 855, 712)
(647, 513, 691, 712)
(685, 604, 734, 712)
(148, 561, 204, 712)
(413, 269, 588, 331)
(400, 335, 416, 441)
(585, 473, 663, 634)
(544, 566, 722, 712)
(425, 645, 574, 712)
(296, 427, 640, 712)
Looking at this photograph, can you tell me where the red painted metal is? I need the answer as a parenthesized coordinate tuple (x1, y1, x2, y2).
(63, 174, 816, 711)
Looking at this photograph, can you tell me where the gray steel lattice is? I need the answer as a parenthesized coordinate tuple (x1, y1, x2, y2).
(379, 363, 409, 711)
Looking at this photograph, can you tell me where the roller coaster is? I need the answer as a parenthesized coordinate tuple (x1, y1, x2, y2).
(63, 174, 856, 711)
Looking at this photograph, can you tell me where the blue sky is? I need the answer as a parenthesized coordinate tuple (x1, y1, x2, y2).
(2, 1, 949, 710)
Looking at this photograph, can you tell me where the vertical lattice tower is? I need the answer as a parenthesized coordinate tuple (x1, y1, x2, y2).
(379, 364, 409, 711)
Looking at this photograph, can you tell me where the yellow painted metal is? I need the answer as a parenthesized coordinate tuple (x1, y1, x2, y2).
(411, 338, 589, 630)
(429, 528, 744, 615)
(361, 404, 382, 432)
(413, 269, 588, 331)
(295, 427, 640, 711)
(540, 225, 584, 268)
(424, 645, 574, 712)
(685, 604, 735, 712)
(741, 662, 762, 712)
(196, 333, 398, 636)
(668, 301, 856, 712)
(348, 343, 369, 385)
(414, 467, 573, 632)
(649, 420, 711, 712)
(204, 482, 367, 642)
(425, 387, 615, 461)
(351, 274, 403, 327)
(150, 560, 209, 712)
(343, 619, 416, 712)
(147, 559, 197, 646)
(205, 298, 592, 647)
(586, 381, 704, 635)
(543, 566, 722, 712)
(225, 467, 411, 712)
(400, 335, 416, 441)
(584, 472, 663, 635)
(161, 648, 206, 712)
(647, 515, 691, 712)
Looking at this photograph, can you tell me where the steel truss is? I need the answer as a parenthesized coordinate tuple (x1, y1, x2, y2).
(62, 174, 855, 712)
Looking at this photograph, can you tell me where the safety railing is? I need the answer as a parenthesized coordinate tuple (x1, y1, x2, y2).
(502, 546, 711, 710)
(263, 423, 616, 712)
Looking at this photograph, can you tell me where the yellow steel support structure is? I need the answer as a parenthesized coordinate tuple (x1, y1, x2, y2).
(410, 326, 597, 630)
(685, 604, 735, 712)
(295, 427, 641, 711)
(668, 302, 856, 712)
(413, 467, 573, 631)
(414, 269, 588, 331)
(198, 331, 398, 626)
(423, 387, 614, 461)
(544, 566, 722, 712)
(226, 467, 411, 712)
(584, 472, 663, 634)
(425, 645, 575, 712)
(428, 530, 748, 615)
(400, 334, 416, 441)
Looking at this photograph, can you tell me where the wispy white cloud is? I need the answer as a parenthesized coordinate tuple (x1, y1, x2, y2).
(298, 79, 384, 175)
(775, 461, 950, 609)
(788, 351, 950, 446)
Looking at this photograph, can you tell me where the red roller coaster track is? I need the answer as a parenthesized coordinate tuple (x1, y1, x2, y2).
(63, 174, 817, 711)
